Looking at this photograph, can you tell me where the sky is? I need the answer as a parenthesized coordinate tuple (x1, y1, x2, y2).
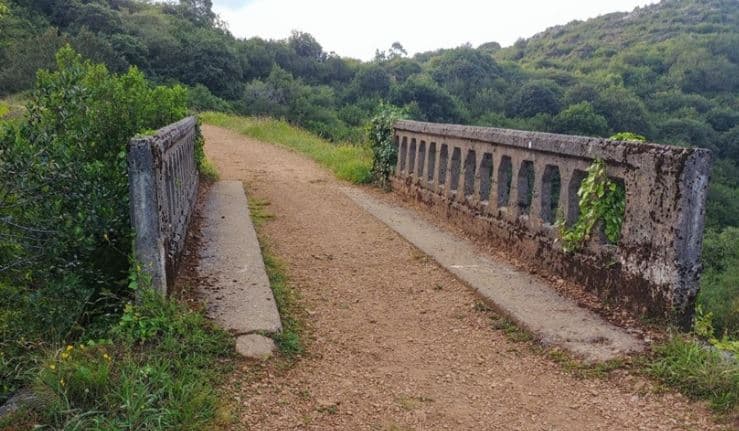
(212, 0, 659, 60)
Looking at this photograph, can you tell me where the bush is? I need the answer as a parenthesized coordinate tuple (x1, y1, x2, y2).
(367, 104, 404, 188)
(0, 45, 187, 403)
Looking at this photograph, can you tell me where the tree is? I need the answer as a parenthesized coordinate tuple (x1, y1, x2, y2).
(657, 117, 716, 150)
(593, 87, 653, 137)
(389, 42, 407, 58)
(507, 80, 563, 118)
(385, 58, 421, 83)
(175, 27, 243, 99)
(552, 102, 610, 137)
(350, 64, 391, 98)
(430, 47, 502, 109)
(392, 74, 467, 123)
(71, 2, 123, 34)
(70, 28, 127, 73)
(0, 28, 65, 96)
(174, 0, 216, 27)
(288, 31, 324, 60)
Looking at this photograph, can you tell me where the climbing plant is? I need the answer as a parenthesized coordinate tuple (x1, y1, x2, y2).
(556, 159, 626, 252)
(367, 104, 404, 189)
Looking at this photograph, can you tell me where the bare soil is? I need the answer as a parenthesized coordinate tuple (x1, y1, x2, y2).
(202, 124, 725, 431)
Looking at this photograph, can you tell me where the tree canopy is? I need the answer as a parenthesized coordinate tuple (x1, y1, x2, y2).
(1, 0, 736, 232)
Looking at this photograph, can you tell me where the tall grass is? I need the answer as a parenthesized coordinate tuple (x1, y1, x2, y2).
(200, 112, 372, 184)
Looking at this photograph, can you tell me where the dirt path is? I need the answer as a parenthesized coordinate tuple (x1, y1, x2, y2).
(203, 124, 722, 431)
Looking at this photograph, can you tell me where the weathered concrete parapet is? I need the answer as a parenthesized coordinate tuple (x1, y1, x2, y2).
(127, 116, 199, 295)
(392, 120, 712, 325)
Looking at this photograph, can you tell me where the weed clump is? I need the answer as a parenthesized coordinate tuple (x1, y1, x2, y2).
(16, 290, 233, 429)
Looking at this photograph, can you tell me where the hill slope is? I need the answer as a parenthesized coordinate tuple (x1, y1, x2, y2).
(0, 1, 736, 223)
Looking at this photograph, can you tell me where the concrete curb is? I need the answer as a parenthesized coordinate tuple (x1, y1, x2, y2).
(198, 181, 282, 339)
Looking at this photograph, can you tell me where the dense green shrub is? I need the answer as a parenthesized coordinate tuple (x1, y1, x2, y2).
(0, 45, 187, 402)
(367, 104, 404, 188)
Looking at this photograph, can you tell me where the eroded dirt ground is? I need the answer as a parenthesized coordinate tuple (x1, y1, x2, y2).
(203, 124, 725, 431)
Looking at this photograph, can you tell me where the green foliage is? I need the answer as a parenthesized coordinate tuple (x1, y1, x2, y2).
(2, 3, 736, 229)
(392, 74, 467, 123)
(201, 112, 372, 184)
(1, 45, 186, 286)
(0, 276, 93, 404)
(187, 84, 233, 113)
(557, 159, 625, 252)
(0, 46, 186, 404)
(609, 131, 647, 142)
(0, 28, 65, 96)
(367, 104, 404, 188)
(507, 80, 563, 118)
(33, 289, 233, 428)
(694, 306, 739, 355)
(698, 227, 739, 337)
(649, 336, 739, 413)
(552, 102, 609, 136)
(239, 66, 352, 142)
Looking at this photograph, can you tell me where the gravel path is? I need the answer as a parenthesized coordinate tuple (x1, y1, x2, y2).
(202, 124, 723, 431)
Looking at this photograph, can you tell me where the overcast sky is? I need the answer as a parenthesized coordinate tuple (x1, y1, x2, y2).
(212, 0, 659, 60)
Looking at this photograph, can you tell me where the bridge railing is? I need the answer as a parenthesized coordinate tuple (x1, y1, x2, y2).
(392, 120, 711, 325)
(127, 116, 199, 294)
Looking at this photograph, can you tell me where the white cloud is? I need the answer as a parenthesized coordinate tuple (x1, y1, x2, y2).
(213, 0, 658, 60)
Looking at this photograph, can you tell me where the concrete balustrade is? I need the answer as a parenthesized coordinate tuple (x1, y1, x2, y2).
(127, 116, 199, 295)
(392, 120, 711, 325)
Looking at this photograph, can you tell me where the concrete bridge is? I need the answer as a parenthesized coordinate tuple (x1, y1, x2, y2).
(125, 117, 717, 429)
(391, 120, 711, 326)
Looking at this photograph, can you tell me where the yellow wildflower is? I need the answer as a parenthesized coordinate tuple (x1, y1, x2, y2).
(49, 363, 56, 370)
(103, 353, 111, 361)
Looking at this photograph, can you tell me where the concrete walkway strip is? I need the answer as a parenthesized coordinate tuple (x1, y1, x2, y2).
(342, 187, 644, 362)
(198, 181, 282, 344)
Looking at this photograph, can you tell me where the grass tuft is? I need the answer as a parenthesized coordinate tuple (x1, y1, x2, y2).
(2, 290, 234, 429)
(247, 192, 304, 359)
(490, 315, 535, 343)
(201, 112, 372, 184)
(200, 156, 220, 182)
(648, 335, 739, 413)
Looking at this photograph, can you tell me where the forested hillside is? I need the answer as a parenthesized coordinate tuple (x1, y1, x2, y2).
(1, 0, 737, 332)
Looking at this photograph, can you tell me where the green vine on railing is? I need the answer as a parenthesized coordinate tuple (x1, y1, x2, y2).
(556, 159, 625, 252)
(367, 104, 404, 189)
